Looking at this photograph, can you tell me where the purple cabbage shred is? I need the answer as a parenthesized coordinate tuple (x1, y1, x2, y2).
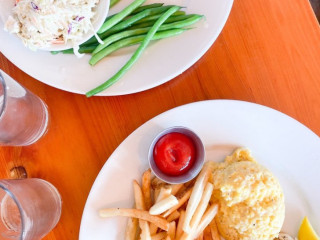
(68, 23, 72, 34)
(74, 16, 85, 21)
(31, 2, 39, 10)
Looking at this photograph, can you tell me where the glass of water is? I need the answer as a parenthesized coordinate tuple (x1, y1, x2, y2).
(0, 70, 48, 146)
(0, 178, 62, 239)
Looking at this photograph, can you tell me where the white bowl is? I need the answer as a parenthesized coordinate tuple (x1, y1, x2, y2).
(0, 0, 110, 51)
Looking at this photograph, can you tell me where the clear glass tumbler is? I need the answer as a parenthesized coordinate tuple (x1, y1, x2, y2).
(0, 70, 48, 146)
(0, 178, 62, 240)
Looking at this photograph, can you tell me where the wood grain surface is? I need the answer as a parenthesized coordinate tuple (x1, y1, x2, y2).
(1, 0, 320, 239)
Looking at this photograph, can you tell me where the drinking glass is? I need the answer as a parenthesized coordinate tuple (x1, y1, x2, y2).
(0, 70, 48, 146)
(0, 178, 62, 240)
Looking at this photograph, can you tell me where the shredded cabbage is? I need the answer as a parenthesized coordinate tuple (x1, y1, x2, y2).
(4, 0, 100, 51)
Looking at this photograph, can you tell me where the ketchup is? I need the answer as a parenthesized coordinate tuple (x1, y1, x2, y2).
(153, 132, 196, 176)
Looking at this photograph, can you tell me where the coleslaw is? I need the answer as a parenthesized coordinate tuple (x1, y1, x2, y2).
(4, 0, 100, 51)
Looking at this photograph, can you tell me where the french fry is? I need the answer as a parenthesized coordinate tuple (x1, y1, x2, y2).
(184, 178, 196, 188)
(133, 180, 151, 240)
(133, 180, 146, 210)
(151, 177, 166, 190)
(167, 221, 176, 240)
(150, 195, 179, 215)
(176, 210, 186, 240)
(142, 169, 152, 210)
(183, 163, 211, 233)
(209, 219, 221, 240)
(149, 223, 158, 235)
(174, 184, 187, 197)
(180, 230, 192, 240)
(151, 185, 171, 235)
(162, 188, 192, 218)
(208, 171, 214, 185)
(156, 187, 172, 203)
(171, 184, 184, 195)
(166, 210, 180, 222)
(141, 222, 151, 240)
(196, 232, 204, 240)
(179, 183, 213, 240)
(165, 236, 171, 240)
(125, 217, 139, 240)
(203, 225, 212, 240)
(99, 208, 169, 231)
(151, 232, 166, 240)
(189, 183, 214, 230)
(135, 225, 141, 240)
(194, 204, 219, 238)
(154, 188, 160, 203)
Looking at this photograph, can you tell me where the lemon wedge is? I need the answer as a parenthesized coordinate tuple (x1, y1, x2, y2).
(298, 216, 319, 240)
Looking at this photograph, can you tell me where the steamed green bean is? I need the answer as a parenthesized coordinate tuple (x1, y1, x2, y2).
(128, 14, 201, 29)
(133, 10, 185, 24)
(90, 28, 186, 65)
(93, 14, 203, 54)
(86, 6, 180, 97)
(98, 0, 146, 33)
(131, 3, 164, 14)
(85, 5, 180, 46)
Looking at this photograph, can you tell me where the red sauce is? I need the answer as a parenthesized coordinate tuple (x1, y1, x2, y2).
(153, 132, 196, 176)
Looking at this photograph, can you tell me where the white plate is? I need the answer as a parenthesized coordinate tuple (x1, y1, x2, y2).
(79, 100, 320, 239)
(0, 0, 233, 96)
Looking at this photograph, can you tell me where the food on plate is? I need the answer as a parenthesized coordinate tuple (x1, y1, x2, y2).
(142, 169, 152, 210)
(153, 132, 196, 176)
(99, 208, 170, 231)
(97, 0, 146, 34)
(275, 233, 295, 240)
(100, 164, 218, 240)
(211, 148, 285, 240)
(86, 4, 180, 97)
(99, 148, 287, 240)
(298, 216, 319, 240)
(49, 0, 204, 96)
(4, 0, 100, 50)
(110, 0, 121, 8)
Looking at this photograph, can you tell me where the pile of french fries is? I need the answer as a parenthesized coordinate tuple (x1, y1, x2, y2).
(99, 162, 221, 240)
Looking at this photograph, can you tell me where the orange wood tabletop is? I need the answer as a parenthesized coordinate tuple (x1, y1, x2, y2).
(1, 0, 320, 239)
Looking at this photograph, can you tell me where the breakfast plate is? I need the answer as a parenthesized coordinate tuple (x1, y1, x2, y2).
(79, 100, 320, 239)
(0, 0, 233, 96)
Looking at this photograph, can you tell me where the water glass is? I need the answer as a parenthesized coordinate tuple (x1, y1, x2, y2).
(0, 70, 48, 146)
(0, 178, 62, 239)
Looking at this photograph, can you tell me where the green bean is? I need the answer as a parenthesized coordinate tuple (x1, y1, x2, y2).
(110, 0, 121, 8)
(105, 3, 165, 23)
(129, 14, 201, 29)
(134, 11, 185, 24)
(83, 5, 181, 46)
(93, 14, 203, 54)
(90, 28, 186, 65)
(131, 3, 164, 14)
(86, 6, 180, 97)
(98, 0, 146, 34)
(92, 28, 151, 55)
(103, 14, 116, 23)
(103, 6, 179, 36)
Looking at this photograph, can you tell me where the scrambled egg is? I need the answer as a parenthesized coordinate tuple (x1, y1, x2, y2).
(212, 148, 285, 240)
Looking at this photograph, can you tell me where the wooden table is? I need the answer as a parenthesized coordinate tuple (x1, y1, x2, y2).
(1, 0, 320, 239)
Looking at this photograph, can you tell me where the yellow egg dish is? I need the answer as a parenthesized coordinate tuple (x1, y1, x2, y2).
(211, 148, 285, 240)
